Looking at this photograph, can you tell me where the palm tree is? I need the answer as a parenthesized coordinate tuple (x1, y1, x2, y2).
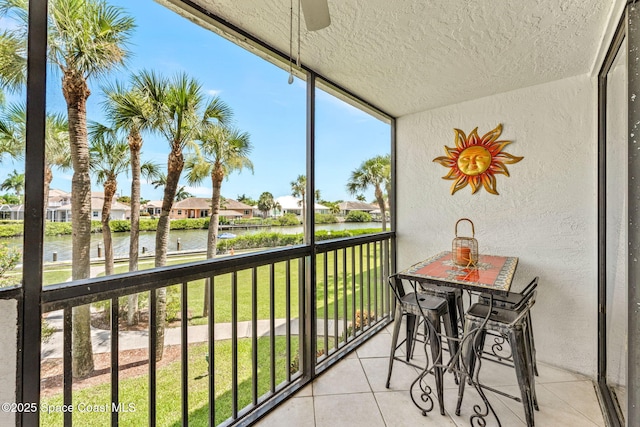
(185, 124, 253, 316)
(0, 104, 70, 216)
(174, 186, 193, 201)
(89, 123, 129, 276)
(0, 169, 24, 200)
(257, 191, 275, 218)
(291, 174, 307, 232)
(44, 112, 71, 216)
(135, 70, 231, 359)
(100, 80, 153, 274)
(0, 29, 26, 93)
(151, 173, 166, 189)
(0, 0, 136, 377)
(347, 154, 391, 231)
(100, 79, 157, 325)
(0, 103, 24, 164)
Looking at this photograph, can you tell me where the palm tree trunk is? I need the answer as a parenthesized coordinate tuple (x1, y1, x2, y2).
(127, 132, 142, 325)
(153, 148, 183, 360)
(301, 195, 306, 238)
(102, 178, 116, 276)
(44, 165, 52, 221)
(203, 167, 223, 317)
(375, 185, 387, 231)
(63, 72, 94, 377)
(385, 181, 392, 229)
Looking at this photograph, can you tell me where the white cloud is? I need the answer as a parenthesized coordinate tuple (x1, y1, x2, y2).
(184, 186, 211, 196)
(207, 89, 222, 97)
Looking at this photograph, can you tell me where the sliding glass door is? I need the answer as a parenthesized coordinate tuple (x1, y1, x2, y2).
(598, 4, 640, 426)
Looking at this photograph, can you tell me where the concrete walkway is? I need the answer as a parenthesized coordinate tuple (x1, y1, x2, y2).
(41, 310, 348, 359)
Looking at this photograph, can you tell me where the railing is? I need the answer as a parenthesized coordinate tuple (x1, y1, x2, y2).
(31, 231, 394, 426)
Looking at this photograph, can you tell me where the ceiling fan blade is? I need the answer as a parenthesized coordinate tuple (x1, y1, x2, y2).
(300, 0, 331, 31)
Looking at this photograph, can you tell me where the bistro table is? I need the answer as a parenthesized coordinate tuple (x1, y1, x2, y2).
(396, 251, 519, 426)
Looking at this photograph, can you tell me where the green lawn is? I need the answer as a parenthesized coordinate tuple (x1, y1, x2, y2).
(87, 246, 386, 328)
(38, 245, 389, 426)
(41, 337, 297, 427)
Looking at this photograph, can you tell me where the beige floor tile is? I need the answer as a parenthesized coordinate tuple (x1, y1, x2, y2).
(474, 359, 520, 387)
(540, 381, 605, 426)
(295, 383, 313, 397)
(496, 384, 600, 427)
(314, 393, 385, 427)
(375, 390, 457, 427)
(255, 396, 315, 427)
(356, 331, 395, 358)
(361, 356, 419, 392)
(312, 358, 371, 396)
(446, 385, 526, 427)
(535, 361, 590, 384)
(258, 329, 607, 427)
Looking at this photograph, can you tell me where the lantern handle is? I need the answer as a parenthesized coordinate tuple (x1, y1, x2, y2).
(455, 218, 475, 238)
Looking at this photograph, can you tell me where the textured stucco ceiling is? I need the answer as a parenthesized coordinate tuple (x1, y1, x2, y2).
(169, 0, 612, 118)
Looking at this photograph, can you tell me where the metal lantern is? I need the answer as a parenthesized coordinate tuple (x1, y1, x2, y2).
(452, 218, 478, 267)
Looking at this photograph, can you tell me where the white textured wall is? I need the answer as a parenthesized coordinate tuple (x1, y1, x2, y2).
(0, 299, 17, 426)
(396, 74, 597, 376)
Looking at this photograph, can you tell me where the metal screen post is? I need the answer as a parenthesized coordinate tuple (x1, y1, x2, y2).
(21, 1, 48, 426)
(627, 4, 640, 424)
(302, 71, 317, 380)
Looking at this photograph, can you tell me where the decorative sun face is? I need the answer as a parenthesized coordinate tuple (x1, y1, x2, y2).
(433, 124, 523, 195)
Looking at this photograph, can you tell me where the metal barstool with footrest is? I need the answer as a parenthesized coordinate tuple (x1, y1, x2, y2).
(477, 276, 539, 376)
(386, 275, 457, 416)
(456, 277, 539, 427)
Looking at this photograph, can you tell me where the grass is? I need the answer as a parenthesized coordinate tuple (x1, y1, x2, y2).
(40, 337, 298, 426)
(86, 246, 386, 328)
(37, 243, 389, 426)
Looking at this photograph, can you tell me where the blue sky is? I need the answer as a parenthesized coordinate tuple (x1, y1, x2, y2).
(2, 0, 390, 203)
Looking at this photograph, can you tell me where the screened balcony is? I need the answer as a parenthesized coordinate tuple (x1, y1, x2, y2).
(0, 0, 637, 426)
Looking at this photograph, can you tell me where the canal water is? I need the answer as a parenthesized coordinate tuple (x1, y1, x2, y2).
(2, 222, 381, 262)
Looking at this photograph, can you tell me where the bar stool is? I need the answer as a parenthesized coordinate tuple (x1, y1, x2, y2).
(478, 276, 539, 375)
(456, 286, 538, 427)
(386, 275, 456, 416)
(420, 284, 465, 330)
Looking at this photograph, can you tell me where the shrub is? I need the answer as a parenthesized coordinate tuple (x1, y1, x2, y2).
(0, 243, 20, 287)
(41, 319, 55, 343)
(165, 286, 182, 322)
(170, 218, 210, 230)
(340, 310, 376, 341)
(217, 232, 303, 252)
(275, 213, 300, 226)
(345, 210, 372, 222)
(110, 220, 131, 232)
(0, 223, 24, 237)
(289, 349, 325, 375)
(139, 218, 159, 231)
(232, 218, 265, 225)
(315, 213, 338, 224)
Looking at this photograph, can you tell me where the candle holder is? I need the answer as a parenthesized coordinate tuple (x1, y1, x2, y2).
(452, 218, 478, 267)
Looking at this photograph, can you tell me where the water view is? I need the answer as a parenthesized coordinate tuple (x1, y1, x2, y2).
(1, 222, 381, 262)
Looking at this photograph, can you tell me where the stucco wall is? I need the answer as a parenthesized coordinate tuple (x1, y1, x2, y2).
(0, 299, 18, 426)
(396, 74, 597, 376)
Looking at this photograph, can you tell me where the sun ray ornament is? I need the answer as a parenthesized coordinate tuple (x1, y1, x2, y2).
(433, 124, 523, 195)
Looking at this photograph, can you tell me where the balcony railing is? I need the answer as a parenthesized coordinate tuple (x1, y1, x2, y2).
(31, 231, 394, 426)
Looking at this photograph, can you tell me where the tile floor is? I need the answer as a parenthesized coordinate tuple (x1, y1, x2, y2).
(255, 324, 605, 427)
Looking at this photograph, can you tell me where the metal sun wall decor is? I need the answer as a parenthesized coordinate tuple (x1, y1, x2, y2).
(433, 124, 523, 195)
